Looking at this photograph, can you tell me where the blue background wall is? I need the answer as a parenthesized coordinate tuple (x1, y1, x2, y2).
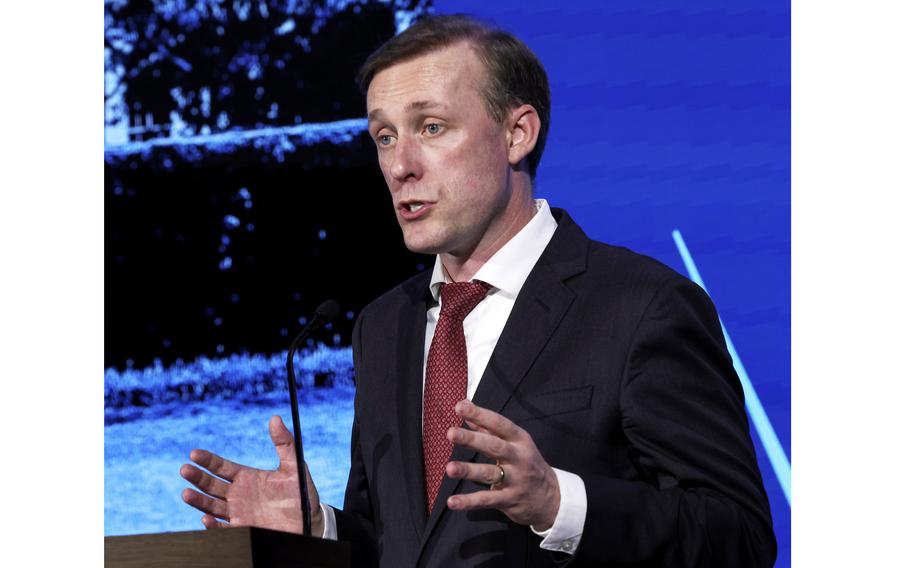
(434, 1, 791, 564)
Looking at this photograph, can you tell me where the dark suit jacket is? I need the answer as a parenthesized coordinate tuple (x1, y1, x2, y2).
(334, 210, 776, 567)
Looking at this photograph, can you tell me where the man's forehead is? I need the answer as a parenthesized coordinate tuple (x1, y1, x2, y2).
(366, 43, 484, 112)
(368, 100, 447, 122)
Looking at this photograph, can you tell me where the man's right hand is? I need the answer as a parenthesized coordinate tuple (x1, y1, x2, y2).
(179, 415, 324, 537)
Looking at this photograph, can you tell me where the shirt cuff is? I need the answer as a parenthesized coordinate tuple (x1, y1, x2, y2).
(320, 502, 338, 540)
(530, 468, 586, 555)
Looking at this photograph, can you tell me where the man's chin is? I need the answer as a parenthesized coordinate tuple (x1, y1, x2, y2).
(400, 231, 446, 255)
(402, 241, 443, 255)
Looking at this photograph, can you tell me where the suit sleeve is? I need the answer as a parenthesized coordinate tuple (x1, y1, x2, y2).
(574, 276, 777, 567)
(332, 312, 380, 567)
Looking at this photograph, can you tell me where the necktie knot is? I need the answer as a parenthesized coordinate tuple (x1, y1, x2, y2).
(439, 281, 492, 322)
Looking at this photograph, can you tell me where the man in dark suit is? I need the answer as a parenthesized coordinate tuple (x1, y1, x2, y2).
(181, 15, 776, 567)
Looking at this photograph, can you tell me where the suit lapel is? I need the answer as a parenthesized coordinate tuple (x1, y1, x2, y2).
(395, 274, 433, 541)
(417, 209, 589, 556)
(470, 265, 576, 415)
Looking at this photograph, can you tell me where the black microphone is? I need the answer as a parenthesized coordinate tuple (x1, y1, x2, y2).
(285, 299, 340, 537)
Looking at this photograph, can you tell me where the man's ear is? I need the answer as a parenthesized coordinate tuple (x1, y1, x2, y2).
(506, 104, 541, 169)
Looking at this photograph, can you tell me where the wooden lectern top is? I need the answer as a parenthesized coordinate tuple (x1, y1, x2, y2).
(104, 527, 350, 568)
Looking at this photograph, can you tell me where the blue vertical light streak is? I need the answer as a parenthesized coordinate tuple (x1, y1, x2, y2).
(671, 229, 791, 506)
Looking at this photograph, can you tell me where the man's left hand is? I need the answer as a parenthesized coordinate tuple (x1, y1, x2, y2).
(445, 400, 560, 530)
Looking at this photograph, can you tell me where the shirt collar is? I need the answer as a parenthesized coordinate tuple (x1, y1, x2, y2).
(429, 199, 558, 302)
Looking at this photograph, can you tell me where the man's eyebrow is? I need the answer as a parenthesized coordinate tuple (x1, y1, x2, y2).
(367, 108, 386, 123)
(406, 100, 445, 112)
(368, 100, 446, 123)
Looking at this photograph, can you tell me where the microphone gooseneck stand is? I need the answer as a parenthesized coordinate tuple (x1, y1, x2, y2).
(285, 300, 340, 537)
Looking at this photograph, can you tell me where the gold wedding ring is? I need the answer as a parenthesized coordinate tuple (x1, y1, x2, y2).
(490, 460, 506, 490)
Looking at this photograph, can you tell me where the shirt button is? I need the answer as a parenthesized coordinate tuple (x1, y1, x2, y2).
(561, 542, 572, 552)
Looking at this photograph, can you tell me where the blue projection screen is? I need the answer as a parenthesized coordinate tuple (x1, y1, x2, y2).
(105, 1, 789, 565)
(434, 1, 791, 564)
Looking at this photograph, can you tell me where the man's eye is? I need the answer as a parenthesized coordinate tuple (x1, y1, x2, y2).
(378, 134, 393, 146)
(425, 123, 441, 135)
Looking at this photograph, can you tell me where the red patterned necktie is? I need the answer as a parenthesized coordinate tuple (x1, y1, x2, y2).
(422, 280, 492, 515)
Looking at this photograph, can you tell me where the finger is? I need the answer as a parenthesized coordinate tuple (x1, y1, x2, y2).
(447, 489, 510, 512)
(455, 400, 522, 441)
(447, 426, 513, 461)
(180, 464, 230, 499)
(446, 461, 504, 486)
(182, 488, 229, 520)
(201, 514, 228, 529)
(463, 418, 490, 435)
(189, 449, 244, 482)
(269, 415, 297, 469)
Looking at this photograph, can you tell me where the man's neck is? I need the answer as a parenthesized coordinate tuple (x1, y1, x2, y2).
(440, 196, 537, 282)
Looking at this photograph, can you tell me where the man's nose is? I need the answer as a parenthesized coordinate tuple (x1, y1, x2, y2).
(389, 137, 423, 183)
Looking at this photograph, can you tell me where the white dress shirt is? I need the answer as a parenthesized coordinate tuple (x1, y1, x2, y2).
(322, 199, 586, 555)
